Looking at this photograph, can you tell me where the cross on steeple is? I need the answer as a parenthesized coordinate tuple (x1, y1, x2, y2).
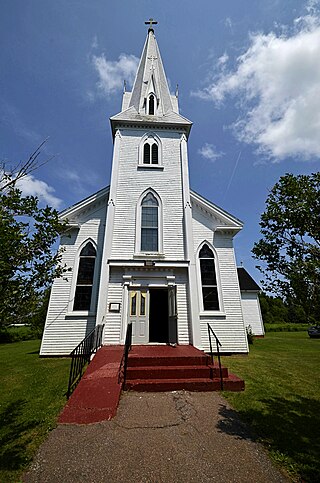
(145, 18, 158, 32)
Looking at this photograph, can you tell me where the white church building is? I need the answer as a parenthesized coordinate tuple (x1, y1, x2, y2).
(40, 25, 263, 357)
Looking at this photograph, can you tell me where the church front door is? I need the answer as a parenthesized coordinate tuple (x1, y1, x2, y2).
(129, 288, 172, 344)
(129, 289, 149, 344)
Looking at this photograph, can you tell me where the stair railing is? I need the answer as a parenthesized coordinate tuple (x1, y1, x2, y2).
(118, 322, 133, 388)
(66, 323, 104, 398)
(207, 323, 223, 391)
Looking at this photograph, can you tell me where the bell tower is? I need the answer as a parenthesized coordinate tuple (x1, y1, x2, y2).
(96, 21, 201, 347)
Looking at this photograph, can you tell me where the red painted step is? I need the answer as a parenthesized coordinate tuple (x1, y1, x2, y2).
(127, 365, 210, 380)
(125, 345, 244, 393)
(125, 378, 223, 392)
(126, 364, 229, 380)
(127, 344, 209, 367)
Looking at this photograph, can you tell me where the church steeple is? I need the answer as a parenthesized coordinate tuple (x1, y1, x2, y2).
(129, 24, 173, 116)
(110, 23, 192, 137)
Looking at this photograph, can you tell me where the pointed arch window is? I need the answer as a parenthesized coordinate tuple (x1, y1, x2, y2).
(143, 137, 159, 165)
(148, 94, 155, 115)
(141, 192, 158, 252)
(73, 242, 96, 311)
(199, 244, 220, 311)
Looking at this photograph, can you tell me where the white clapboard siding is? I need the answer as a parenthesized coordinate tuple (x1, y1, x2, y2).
(111, 129, 186, 260)
(241, 292, 265, 336)
(103, 268, 124, 345)
(175, 269, 190, 344)
(192, 206, 248, 353)
(40, 203, 107, 356)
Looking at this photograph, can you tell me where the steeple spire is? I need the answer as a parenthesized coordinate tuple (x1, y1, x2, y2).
(128, 26, 173, 116)
(110, 25, 192, 138)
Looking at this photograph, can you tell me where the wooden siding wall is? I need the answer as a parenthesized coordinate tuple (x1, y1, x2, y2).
(40, 204, 107, 356)
(103, 268, 123, 344)
(241, 292, 265, 336)
(111, 129, 186, 260)
(175, 270, 190, 344)
(192, 205, 248, 353)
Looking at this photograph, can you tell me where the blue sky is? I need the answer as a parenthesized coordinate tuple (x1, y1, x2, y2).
(1, 0, 320, 283)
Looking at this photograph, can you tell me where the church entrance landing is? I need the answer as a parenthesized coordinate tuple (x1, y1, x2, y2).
(59, 345, 245, 424)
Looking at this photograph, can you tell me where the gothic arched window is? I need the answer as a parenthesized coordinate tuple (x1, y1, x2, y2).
(73, 242, 96, 311)
(148, 94, 155, 115)
(141, 192, 159, 252)
(199, 244, 219, 311)
(143, 138, 159, 165)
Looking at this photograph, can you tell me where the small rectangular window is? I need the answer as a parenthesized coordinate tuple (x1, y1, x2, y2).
(130, 293, 137, 316)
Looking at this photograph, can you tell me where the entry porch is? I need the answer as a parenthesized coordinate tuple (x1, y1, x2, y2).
(60, 344, 244, 424)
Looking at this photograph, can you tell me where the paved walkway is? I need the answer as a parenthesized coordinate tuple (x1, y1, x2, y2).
(24, 391, 289, 483)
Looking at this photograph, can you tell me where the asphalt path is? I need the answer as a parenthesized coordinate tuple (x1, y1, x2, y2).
(24, 391, 290, 483)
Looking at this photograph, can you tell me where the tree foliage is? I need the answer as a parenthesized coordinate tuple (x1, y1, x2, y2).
(0, 144, 67, 328)
(252, 172, 320, 322)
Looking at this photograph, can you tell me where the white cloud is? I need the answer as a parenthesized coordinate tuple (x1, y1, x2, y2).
(194, 4, 320, 161)
(16, 174, 62, 209)
(217, 52, 229, 67)
(91, 35, 98, 50)
(198, 143, 224, 162)
(92, 53, 139, 97)
(225, 17, 233, 30)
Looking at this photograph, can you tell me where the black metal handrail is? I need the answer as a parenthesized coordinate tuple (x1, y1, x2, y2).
(66, 323, 104, 398)
(207, 323, 223, 391)
(118, 322, 132, 388)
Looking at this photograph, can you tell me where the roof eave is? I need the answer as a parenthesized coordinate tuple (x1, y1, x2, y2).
(110, 117, 192, 138)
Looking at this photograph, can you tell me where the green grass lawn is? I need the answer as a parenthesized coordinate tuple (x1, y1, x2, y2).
(0, 339, 70, 483)
(222, 332, 320, 482)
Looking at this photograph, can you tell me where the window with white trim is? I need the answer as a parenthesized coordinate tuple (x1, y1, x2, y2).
(138, 133, 162, 167)
(141, 192, 159, 252)
(143, 138, 159, 164)
(199, 244, 220, 311)
(73, 242, 96, 311)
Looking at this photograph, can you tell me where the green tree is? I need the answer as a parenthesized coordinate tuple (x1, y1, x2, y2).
(253, 173, 320, 323)
(0, 144, 67, 330)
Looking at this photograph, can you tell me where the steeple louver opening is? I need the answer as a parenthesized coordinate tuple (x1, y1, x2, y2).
(151, 143, 158, 164)
(144, 143, 150, 164)
(149, 94, 155, 115)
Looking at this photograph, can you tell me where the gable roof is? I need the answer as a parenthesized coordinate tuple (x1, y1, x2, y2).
(59, 186, 243, 235)
(190, 189, 243, 233)
(60, 186, 109, 223)
(237, 267, 261, 292)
